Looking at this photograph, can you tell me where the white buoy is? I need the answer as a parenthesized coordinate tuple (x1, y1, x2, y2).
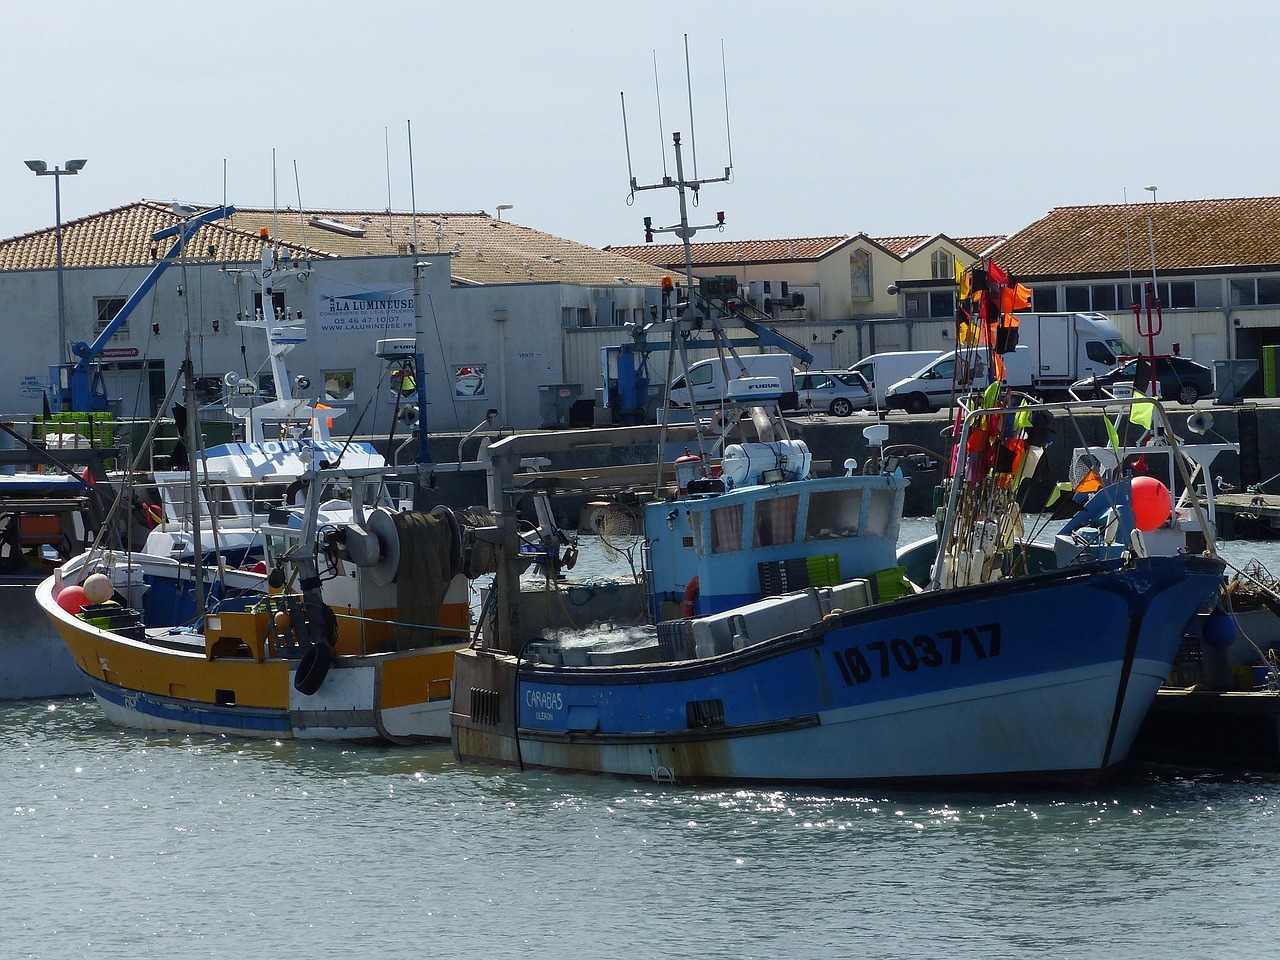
(82, 573, 115, 605)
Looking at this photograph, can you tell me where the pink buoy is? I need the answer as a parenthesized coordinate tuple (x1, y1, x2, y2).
(1131, 476, 1172, 532)
(56, 584, 88, 614)
(82, 573, 115, 605)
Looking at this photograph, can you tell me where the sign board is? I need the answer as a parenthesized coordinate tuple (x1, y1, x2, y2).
(315, 282, 416, 335)
(18, 375, 44, 399)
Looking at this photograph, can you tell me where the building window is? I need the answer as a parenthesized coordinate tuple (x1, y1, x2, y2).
(1230, 279, 1257, 306)
(192, 377, 224, 407)
(95, 297, 128, 340)
(1064, 286, 1091, 311)
(931, 250, 954, 280)
(1063, 281, 1198, 312)
(577, 307, 591, 327)
(850, 249, 872, 300)
(1031, 287, 1058, 312)
(1090, 285, 1118, 311)
(561, 307, 574, 327)
(253, 290, 287, 320)
(904, 291, 955, 319)
(323, 370, 355, 403)
(452, 364, 486, 399)
(1259, 278, 1280, 305)
(1196, 279, 1223, 309)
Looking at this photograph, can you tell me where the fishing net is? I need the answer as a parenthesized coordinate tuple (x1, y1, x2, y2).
(597, 506, 638, 562)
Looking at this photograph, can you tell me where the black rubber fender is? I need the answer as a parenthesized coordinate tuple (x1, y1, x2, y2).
(293, 641, 336, 696)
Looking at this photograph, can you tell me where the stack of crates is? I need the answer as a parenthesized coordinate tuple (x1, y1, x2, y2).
(869, 567, 914, 602)
(757, 553, 840, 595)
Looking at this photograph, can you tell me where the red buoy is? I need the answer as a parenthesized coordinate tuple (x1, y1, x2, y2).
(1131, 476, 1172, 531)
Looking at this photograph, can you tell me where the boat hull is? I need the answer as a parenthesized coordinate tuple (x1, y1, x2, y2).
(37, 576, 462, 742)
(452, 555, 1223, 787)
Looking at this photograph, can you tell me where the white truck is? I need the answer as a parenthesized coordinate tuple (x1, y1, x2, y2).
(884, 313, 1131, 413)
(667, 353, 797, 408)
(848, 350, 943, 407)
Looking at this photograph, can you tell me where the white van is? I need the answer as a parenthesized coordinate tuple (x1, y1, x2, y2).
(885, 346, 1034, 414)
(668, 354, 796, 408)
(849, 350, 943, 407)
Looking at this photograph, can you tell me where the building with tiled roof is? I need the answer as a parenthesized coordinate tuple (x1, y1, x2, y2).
(973, 197, 1280, 380)
(987, 197, 1280, 277)
(0, 200, 672, 288)
(0, 201, 671, 431)
(609, 231, 1004, 332)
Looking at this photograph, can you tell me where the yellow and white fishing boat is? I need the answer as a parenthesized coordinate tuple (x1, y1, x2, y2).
(38, 452, 478, 742)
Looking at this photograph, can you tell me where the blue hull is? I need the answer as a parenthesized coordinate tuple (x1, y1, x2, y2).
(453, 555, 1223, 786)
(86, 675, 293, 736)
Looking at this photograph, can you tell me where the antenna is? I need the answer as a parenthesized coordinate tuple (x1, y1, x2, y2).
(653, 50, 668, 180)
(624, 39, 736, 480)
(407, 119, 420, 254)
(271, 148, 279, 259)
(293, 160, 311, 264)
(621, 92, 638, 199)
(385, 126, 394, 242)
(1122, 187, 1136, 307)
(684, 34, 698, 181)
(721, 39, 734, 173)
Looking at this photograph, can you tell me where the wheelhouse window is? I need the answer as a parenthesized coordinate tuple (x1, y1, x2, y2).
(865, 488, 897, 539)
(752, 495, 798, 548)
(806, 489, 862, 540)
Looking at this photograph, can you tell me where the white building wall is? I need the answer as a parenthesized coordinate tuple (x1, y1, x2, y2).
(0, 256, 659, 434)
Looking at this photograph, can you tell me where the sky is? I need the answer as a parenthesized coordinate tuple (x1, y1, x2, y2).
(4, 1, 1278, 251)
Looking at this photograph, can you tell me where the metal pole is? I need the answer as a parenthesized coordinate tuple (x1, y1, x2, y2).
(54, 170, 66, 363)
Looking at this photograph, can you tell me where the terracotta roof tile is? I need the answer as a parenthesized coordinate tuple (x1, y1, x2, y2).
(607, 236, 854, 268)
(0, 201, 672, 287)
(990, 197, 1280, 278)
(612, 232, 1005, 268)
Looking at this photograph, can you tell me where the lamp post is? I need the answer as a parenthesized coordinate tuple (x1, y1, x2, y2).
(25, 158, 88, 363)
(495, 204, 513, 221)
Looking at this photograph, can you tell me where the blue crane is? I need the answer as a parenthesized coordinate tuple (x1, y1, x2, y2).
(49, 205, 235, 412)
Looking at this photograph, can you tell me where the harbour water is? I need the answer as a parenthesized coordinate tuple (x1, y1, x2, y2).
(5, 523, 1280, 958)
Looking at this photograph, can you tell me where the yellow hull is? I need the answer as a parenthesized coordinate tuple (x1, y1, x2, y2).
(41, 576, 470, 741)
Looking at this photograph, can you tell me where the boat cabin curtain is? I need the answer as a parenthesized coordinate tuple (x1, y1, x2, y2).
(711, 504, 744, 554)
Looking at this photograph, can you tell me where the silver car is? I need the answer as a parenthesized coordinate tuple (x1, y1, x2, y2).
(793, 370, 872, 417)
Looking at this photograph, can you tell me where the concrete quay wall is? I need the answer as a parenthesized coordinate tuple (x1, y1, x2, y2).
(406, 402, 1271, 520)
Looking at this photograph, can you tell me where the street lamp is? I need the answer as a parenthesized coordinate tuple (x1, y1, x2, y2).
(25, 158, 88, 363)
(495, 204, 513, 221)
(1144, 184, 1158, 203)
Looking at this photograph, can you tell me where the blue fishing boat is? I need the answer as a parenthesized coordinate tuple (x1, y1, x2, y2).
(450, 130, 1225, 786)
(452, 397, 1224, 786)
